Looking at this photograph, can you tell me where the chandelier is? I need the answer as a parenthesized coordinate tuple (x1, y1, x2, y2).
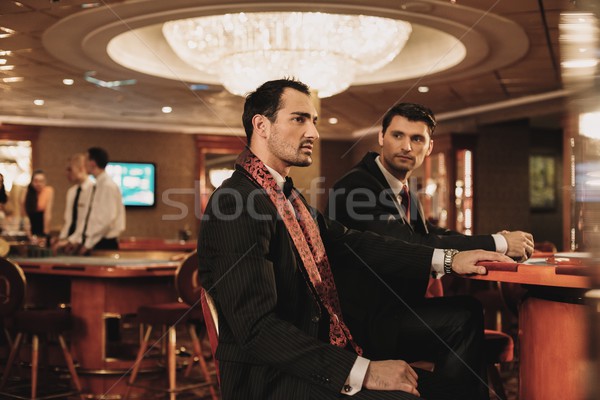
(162, 12, 412, 98)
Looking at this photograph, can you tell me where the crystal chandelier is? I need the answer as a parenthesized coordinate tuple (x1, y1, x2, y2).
(162, 12, 412, 98)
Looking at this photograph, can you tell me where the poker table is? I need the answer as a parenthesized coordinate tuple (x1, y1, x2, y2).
(11, 254, 182, 397)
(471, 256, 591, 400)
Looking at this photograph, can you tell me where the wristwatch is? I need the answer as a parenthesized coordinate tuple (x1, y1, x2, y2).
(443, 249, 460, 275)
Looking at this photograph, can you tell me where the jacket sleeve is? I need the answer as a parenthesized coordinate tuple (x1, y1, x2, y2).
(328, 172, 496, 251)
(320, 212, 434, 281)
(198, 188, 357, 394)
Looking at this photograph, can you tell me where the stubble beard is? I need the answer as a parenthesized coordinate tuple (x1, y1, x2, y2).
(268, 132, 313, 168)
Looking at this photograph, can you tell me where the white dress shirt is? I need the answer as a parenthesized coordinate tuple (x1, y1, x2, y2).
(58, 176, 94, 243)
(82, 171, 126, 249)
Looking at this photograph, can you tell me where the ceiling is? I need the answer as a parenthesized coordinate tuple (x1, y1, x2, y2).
(0, 0, 583, 139)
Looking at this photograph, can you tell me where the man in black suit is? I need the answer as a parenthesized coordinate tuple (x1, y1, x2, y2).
(327, 102, 533, 261)
(326, 102, 534, 398)
(198, 80, 511, 400)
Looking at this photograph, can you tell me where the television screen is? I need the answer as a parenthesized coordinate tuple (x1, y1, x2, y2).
(105, 162, 156, 207)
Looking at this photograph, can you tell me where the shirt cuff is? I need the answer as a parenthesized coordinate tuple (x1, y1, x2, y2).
(431, 248, 445, 278)
(341, 356, 370, 395)
(492, 234, 508, 254)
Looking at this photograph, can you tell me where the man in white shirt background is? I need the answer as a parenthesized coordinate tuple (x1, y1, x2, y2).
(78, 147, 125, 254)
(53, 153, 94, 254)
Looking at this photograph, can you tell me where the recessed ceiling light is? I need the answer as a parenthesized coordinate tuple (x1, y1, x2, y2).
(0, 51, 11, 56)
(63, 78, 74, 85)
(0, 66, 14, 71)
(328, 117, 338, 125)
(162, 106, 173, 114)
(418, 86, 430, 93)
(33, 99, 44, 106)
(561, 59, 599, 68)
(0, 59, 7, 65)
(81, 3, 101, 9)
(2, 77, 23, 83)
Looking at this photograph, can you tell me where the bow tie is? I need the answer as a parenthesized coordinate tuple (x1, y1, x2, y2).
(283, 176, 294, 199)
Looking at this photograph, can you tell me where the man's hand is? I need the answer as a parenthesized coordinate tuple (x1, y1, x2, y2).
(451, 250, 513, 275)
(52, 239, 68, 253)
(363, 360, 420, 396)
(64, 242, 79, 255)
(77, 245, 91, 256)
(499, 230, 534, 261)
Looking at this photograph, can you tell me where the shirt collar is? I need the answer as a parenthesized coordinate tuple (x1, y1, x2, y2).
(264, 164, 285, 190)
(375, 155, 407, 196)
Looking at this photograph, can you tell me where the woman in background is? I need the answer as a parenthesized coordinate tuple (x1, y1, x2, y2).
(22, 170, 54, 238)
(0, 173, 8, 210)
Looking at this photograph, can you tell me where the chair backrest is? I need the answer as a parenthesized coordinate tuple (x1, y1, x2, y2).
(0, 257, 26, 317)
(200, 287, 220, 383)
(175, 250, 200, 307)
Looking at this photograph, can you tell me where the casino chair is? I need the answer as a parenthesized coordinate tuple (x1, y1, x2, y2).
(199, 287, 219, 384)
(124, 251, 218, 400)
(0, 257, 85, 400)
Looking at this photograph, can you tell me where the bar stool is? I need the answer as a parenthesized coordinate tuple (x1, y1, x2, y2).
(199, 287, 219, 384)
(125, 251, 218, 400)
(0, 257, 84, 400)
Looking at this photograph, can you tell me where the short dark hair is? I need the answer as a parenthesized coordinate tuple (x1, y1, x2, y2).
(242, 78, 311, 143)
(381, 102, 437, 136)
(87, 147, 109, 169)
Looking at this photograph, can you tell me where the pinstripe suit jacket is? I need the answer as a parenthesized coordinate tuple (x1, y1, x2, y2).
(198, 166, 433, 400)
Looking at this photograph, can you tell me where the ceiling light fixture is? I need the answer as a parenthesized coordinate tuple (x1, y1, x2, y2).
(0, 27, 15, 39)
(418, 86, 430, 93)
(328, 117, 339, 125)
(33, 99, 45, 106)
(162, 12, 412, 98)
(161, 106, 173, 113)
(2, 77, 23, 83)
(63, 78, 74, 85)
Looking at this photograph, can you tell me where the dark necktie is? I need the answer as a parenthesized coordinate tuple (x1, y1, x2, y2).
(67, 186, 81, 236)
(82, 184, 97, 244)
(283, 176, 294, 199)
(399, 184, 411, 222)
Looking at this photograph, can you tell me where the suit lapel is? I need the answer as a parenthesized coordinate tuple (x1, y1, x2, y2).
(408, 189, 430, 234)
(360, 152, 413, 228)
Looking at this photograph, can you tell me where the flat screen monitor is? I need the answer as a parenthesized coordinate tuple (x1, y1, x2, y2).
(105, 162, 156, 207)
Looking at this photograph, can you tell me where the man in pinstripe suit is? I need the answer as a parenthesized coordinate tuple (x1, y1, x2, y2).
(197, 79, 511, 399)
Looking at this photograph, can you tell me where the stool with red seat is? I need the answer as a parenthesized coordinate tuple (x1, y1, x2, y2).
(124, 251, 218, 400)
(0, 257, 84, 400)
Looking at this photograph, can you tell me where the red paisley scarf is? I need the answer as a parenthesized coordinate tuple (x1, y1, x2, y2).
(237, 149, 362, 355)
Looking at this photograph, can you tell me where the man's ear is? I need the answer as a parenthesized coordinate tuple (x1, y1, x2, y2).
(252, 114, 269, 139)
(426, 139, 434, 156)
(378, 130, 385, 147)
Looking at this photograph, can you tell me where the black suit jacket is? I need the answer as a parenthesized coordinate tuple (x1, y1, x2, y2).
(327, 152, 496, 251)
(198, 166, 433, 400)
(325, 153, 497, 356)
